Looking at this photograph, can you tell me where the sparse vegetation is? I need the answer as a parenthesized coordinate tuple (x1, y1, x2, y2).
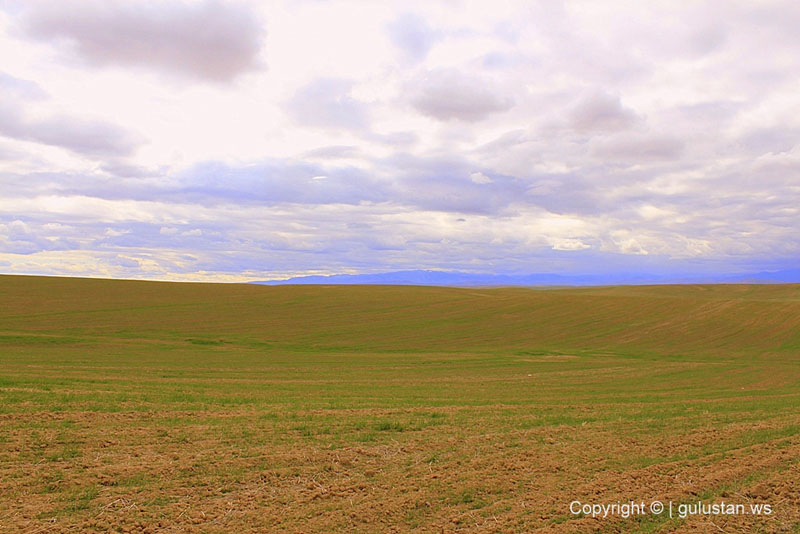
(0, 275, 798, 532)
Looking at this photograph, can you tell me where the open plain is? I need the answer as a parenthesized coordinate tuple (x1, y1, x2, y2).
(1, 275, 799, 533)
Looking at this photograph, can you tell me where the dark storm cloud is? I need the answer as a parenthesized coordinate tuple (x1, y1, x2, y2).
(409, 69, 514, 122)
(20, 0, 265, 83)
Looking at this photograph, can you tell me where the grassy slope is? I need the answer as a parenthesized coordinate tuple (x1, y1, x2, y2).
(1, 275, 799, 533)
(2, 275, 800, 355)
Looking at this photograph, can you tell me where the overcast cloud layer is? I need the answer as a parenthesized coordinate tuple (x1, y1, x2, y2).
(0, 0, 799, 281)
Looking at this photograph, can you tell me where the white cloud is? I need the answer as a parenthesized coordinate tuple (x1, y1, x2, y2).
(568, 92, 639, 133)
(551, 238, 590, 251)
(469, 172, 493, 184)
(19, 0, 265, 83)
(409, 68, 514, 122)
(0, 104, 143, 158)
(1, 0, 799, 280)
(387, 13, 439, 62)
(286, 78, 369, 131)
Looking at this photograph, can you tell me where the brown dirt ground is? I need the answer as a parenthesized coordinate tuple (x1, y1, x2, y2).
(2, 409, 798, 533)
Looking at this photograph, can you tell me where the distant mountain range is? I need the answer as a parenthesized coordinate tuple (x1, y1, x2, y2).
(250, 268, 800, 287)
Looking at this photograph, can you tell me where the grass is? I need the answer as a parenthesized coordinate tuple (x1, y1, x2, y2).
(0, 275, 799, 532)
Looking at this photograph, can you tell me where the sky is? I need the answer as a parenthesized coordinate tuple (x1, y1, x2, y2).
(0, 0, 799, 282)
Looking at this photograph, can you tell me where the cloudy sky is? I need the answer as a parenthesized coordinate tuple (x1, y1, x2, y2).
(0, 0, 798, 282)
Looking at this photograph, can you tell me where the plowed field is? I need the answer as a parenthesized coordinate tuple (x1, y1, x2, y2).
(1, 276, 798, 532)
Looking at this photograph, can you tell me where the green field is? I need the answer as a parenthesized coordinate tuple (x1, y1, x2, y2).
(1, 275, 799, 533)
